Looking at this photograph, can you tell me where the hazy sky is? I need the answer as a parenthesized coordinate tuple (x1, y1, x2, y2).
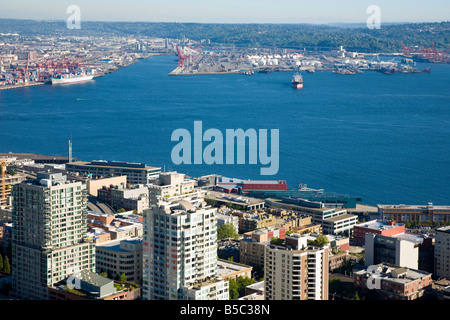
(2, 0, 449, 23)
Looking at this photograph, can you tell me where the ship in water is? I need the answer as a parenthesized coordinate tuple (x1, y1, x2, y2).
(291, 73, 303, 89)
(51, 70, 94, 85)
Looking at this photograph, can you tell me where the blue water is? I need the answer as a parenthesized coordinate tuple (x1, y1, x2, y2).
(0, 55, 449, 206)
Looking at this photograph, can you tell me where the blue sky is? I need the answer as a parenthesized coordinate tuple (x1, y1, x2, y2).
(2, 0, 449, 23)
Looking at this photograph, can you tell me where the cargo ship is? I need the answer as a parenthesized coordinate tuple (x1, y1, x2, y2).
(291, 73, 303, 89)
(51, 71, 94, 85)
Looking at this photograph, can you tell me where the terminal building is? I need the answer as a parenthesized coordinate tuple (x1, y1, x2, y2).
(378, 203, 450, 223)
(65, 160, 161, 185)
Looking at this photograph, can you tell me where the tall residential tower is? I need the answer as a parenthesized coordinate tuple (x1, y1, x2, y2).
(142, 194, 228, 300)
(11, 171, 95, 300)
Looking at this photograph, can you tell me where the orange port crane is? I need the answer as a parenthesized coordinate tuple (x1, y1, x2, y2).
(176, 45, 188, 67)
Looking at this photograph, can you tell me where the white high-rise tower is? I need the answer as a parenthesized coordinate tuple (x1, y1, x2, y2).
(142, 195, 228, 300)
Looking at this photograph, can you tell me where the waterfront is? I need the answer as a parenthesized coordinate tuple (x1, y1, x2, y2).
(0, 54, 449, 206)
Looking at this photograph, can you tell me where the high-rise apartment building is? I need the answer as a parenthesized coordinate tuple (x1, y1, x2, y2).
(142, 195, 228, 300)
(11, 171, 95, 300)
(435, 226, 450, 279)
(264, 233, 329, 300)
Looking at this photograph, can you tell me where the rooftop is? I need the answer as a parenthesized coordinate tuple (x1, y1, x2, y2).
(356, 219, 404, 231)
(378, 203, 450, 210)
(216, 259, 252, 278)
(67, 160, 160, 170)
(356, 263, 431, 284)
(325, 213, 357, 222)
(392, 233, 424, 244)
(436, 226, 450, 233)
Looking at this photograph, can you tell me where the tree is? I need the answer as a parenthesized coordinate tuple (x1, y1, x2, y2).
(311, 235, 329, 247)
(100, 272, 108, 278)
(353, 291, 360, 300)
(236, 276, 256, 296)
(119, 273, 127, 284)
(270, 237, 284, 245)
(228, 276, 256, 299)
(329, 278, 344, 294)
(0, 254, 3, 272)
(228, 278, 239, 300)
(217, 223, 239, 240)
(3, 256, 10, 274)
(117, 208, 126, 213)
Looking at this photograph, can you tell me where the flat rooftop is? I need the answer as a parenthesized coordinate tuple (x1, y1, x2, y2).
(96, 238, 141, 251)
(392, 233, 424, 244)
(356, 219, 404, 231)
(378, 203, 450, 210)
(347, 204, 379, 213)
(436, 226, 450, 233)
(266, 198, 333, 213)
(206, 191, 265, 206)
(325, 213, 357, 222)
(216, 259, 252, 278)
(67, 160, 160, 170)
(0, 152, 80, 162)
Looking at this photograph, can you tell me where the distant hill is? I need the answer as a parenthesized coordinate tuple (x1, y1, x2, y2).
(0, 19, 449, 53)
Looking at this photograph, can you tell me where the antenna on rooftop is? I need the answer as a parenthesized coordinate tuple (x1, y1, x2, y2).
(68, 134, 73, 163)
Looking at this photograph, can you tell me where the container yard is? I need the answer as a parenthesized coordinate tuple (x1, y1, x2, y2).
(0, 35, 172, 90)
(169, 43, 449, 76)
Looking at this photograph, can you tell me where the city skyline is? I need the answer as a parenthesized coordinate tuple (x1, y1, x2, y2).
(1, 0, 449, 24)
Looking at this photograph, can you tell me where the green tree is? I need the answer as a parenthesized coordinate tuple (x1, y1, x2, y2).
(329, 278, 344, 294)
(119, 273, 127, 284)
(3, 256, 10, 274)
(311, 235, 329, 247)
(217, 223, 239, 240)
(236, 276, 256, 297)
(0, 254, 3, 272)
(100, 272, 108, 278)
(117, 208, 126, 213)
(228, 278, 239, 300)
(270, 237, 284, 245)
(353, 291, 360, 300)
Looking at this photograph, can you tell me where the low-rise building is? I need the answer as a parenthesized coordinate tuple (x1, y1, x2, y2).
(378, 203, 450, 224)
(205, 190, 265, 211)
(354, 263, 433, 300)
(240, 227, 286, 268)
(95, 238, 143, 285)
(98, 183, 149, 213)
(352, 219, 405, 246)
(322, 213, 358, 236)
(147, 171, 196, 204)
(87, 211, 143, 244)
(66, 160, 161, 185)
(86, 175, 127, 197)
(217, 211, 240, 234)
(216, 259, 253, 280)
(48, 269, 140, 300)
(365, 233, 419, 269)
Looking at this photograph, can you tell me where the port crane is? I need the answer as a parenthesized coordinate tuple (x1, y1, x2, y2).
(176, 45, 188, 67)
(401, 41, 445, 63)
